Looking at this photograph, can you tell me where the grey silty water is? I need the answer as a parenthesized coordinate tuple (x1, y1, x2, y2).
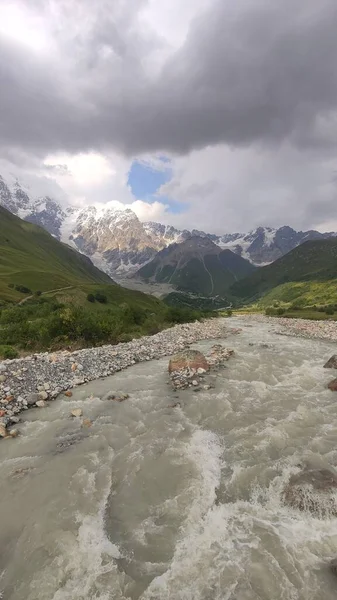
(2, 317, 337, 599)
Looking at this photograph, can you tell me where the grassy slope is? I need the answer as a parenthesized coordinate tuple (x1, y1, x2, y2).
(0, 206, 113, 301)
(231, 238, 337, 303)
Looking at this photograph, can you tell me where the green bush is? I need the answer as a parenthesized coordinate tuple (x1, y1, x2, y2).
(277, 308, 286, 315)
(0, 345, 18, 359)
(35, 290, 42, 297)
(15, 285, 31, 294)
(87, 293, 95, 303)
(94, 292, 107, 304)
(226, 309, 233, 316)
(326, 307, 334, 315)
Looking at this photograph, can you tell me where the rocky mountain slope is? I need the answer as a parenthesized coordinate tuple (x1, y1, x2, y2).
(137, 236, 255, 297)
(1, 174, 336, 277)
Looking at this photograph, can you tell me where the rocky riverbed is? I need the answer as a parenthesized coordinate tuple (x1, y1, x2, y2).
(240, 313, 337, 342)
(0, 318, 239, 436)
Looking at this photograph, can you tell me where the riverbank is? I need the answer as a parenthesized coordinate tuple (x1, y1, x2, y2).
(238, 313, 337, 342)
(0, 318, 237, 434)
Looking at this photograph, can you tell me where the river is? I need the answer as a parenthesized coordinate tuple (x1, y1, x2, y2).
(1, 317, 337, 599)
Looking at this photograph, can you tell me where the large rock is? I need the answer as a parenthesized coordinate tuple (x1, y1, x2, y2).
(168, 350, 210, 374)
(283, 468, 337, 517)
(328, 379, 337, 391)
(324, 355, 337, 369)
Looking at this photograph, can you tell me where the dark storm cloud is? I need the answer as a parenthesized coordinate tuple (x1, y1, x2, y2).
(1, 0, 337, 157)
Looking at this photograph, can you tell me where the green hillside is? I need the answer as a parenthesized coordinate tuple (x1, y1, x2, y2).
(0, 205, 113, 301)
(138, 237, 255, 297)
(0, 207, 208, 355)
(231, 238, 337, 303)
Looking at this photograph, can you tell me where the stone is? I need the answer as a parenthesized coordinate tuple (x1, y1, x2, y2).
(71, 363, 77, 372)
(36, 400, 47, 408)
(0, 424, 8, 437)
(5, 395, 14, 403)
(82, 418, 92, 427)
(192, 380, 199, 386)
(169, 350, 210, 374)
(0, 410, 5, 417)
(328, 379, 337, 391)
(71, 408, 83, 417)
(9, 429, 19, 438)
(38, 391, 48, 401)
(330, 558, 337, 576)
(168, 402, 181, 408)
(27, 393, 39, 406)
(324, 355, 337, 369)
(283, 467, 337, 517)
(0, 375, 6, 382)
(64, 390, 73, 397)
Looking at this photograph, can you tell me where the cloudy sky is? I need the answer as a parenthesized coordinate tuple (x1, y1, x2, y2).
(1, 0, 337, 234)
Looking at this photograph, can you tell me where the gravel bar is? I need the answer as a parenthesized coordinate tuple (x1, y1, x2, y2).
(0, 318, 236, 434)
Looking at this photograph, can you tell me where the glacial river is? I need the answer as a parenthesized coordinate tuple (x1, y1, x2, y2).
(1, 318, 337, 599)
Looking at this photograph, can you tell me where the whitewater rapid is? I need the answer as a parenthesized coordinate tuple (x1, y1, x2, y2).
(1, 318, 337, 599)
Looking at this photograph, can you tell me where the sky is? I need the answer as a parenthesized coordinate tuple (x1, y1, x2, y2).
(1, 0, 337, 234)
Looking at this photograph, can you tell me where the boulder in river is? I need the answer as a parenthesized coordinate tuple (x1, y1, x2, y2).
(324, 355, 337, 369)
(328, 379, 337, 391)
(168, 350, 210, 375)
(283, 467, 337, 517)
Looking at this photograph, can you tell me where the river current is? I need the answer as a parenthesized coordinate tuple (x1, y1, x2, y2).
(1, 318, 337, 599)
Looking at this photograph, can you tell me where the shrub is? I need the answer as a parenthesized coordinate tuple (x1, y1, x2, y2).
(87, 293, 95, 303)
(277, 308, 286, 315)
(15, 285, 31, 294)
(35, 290, 42, 296)
(8, 283, 15, 289)
(94, 292, 107, 304)
(0, 345, 18, 360)
(226, 309, 233, 317)
(326, 307, 334, 315)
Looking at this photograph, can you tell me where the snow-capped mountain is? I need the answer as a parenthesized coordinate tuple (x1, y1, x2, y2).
(0, 174, 336, 277)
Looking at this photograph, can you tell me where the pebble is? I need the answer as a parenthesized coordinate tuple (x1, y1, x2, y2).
(36, 400, 47, 408)
(71, 408, 83, 418)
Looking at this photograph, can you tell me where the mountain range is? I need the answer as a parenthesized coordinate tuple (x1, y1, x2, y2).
(1, 174, 336, 278)
(138, 236, 255, 297)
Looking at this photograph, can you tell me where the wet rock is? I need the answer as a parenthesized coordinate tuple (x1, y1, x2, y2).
(82, 418, 92, 427)
(36, 400, 47, 408)
(38, 391, 48, 401)
(324, 355, 337, 369)
(103, 391, 129, 402)
(168, 402, 181, 408)
(9, 428, 19, 438)
(206, 345, 234, 367)
(330, 558, 337, 576)
(27, 393, 39, 406)
(328, 379, 337, 391)
(0, 423, 8, 438)
(169, 349, 210, 374)
(283, 468, 337, 517)
(64, 390, 73, 397)
(71, 408, 83, 418)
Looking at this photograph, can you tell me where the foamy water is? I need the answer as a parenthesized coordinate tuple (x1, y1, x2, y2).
(1, 318, 337, 599)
